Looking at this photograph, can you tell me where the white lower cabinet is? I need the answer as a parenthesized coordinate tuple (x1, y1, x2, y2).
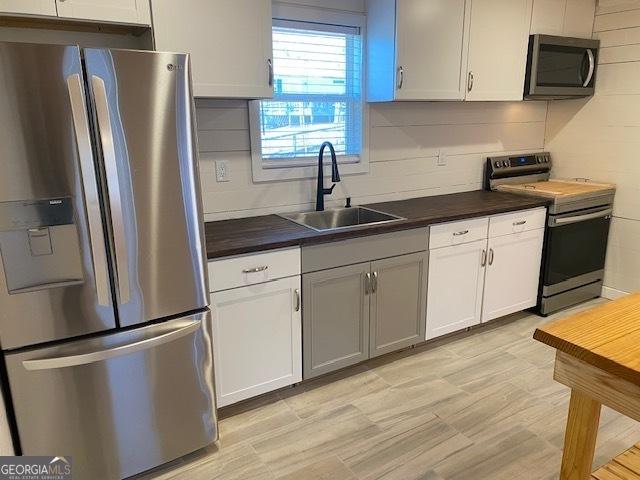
(426, 239, 486, 339)
(211, 275, 302, 408)
(482, 229, 545, 322)
(426, 208, 546, 340)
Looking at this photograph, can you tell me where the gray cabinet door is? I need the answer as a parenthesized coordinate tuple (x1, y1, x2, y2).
(370, 252, 428, 358)
(302, 262, 371, 379)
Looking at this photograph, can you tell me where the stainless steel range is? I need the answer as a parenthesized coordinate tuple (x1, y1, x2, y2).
(486, 152, 615, 315)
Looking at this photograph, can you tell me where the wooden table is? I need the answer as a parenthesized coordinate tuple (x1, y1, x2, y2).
(534, 293, 640, 480)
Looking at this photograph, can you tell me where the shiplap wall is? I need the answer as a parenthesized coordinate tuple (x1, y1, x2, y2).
(545, 0, 640, 296)
(198, 101, 547, 221)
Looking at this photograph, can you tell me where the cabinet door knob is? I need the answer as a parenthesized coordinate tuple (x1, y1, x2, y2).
(294, 289, 301, 312)
(488, 248, 494, 266)
(372, 271, 378, 293)
(481, 249, 487, 267)
(467, 71, 474, 92)
(365, 272, 372, 295)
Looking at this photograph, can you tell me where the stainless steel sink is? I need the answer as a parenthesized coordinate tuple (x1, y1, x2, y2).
(279, 207, 405, 232)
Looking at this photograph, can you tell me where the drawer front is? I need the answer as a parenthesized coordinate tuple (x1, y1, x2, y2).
(302, 228, 428, 274)
(489, 207, 546, 238)
(208, 247, 301, 292)
(429, 217, 489, 249)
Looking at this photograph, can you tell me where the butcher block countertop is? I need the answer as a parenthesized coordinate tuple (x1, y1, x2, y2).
(205, 190, 550, 259)
(534, 293, 640, 387)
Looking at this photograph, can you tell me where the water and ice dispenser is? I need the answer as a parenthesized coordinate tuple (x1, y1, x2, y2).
(0, 198, 84, 294)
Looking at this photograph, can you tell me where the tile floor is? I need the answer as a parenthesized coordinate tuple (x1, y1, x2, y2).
(137, 299, 640, 480)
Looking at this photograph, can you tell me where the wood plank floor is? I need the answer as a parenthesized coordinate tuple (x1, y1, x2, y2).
(135, 299, 640, 480)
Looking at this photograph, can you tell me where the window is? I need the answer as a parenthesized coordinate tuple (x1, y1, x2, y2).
(250, 17, 367, 181)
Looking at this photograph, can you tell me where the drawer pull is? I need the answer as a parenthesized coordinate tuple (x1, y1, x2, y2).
(242, 265, 269, 274)
(453, 230, 469, 236)
(513, 220, 527, 226)
(365, 272, 372, 295)
(488, 248, 495, 266)
(481, 249, 487, 267)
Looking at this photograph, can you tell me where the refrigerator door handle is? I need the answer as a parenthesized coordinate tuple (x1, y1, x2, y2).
(91, 75, 131, 304)
(66, 73, 111, 307)
(22, 320, 200, 371)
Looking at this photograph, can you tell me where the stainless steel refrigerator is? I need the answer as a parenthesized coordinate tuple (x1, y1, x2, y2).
(0, 42, 217, 479)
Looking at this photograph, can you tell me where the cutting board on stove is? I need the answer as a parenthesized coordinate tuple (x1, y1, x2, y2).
(497, 179, 616, 199)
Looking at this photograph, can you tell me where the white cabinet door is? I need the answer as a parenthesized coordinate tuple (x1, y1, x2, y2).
(211, 276, 301, 407)
(0, 0, 56, 16)
(465, 0, 533, 101)
(152, 0, 273, 99)
(531, 0, 566, 35)
(562, 0, 596, 38)
(56, 0, 151, 24)
(395, 0, 470, 100)
(531, 0, 595, 37)
(426, 239, 486, 340)
(482, 229, 544, 322)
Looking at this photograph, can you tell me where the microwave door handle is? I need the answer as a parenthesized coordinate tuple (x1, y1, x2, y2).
(21, 320, 200, 370)
(583, 49, 595, 87)
(91, 75, 130, 304)
(551, 208, 612, 226)
(66, 74, 111, 307)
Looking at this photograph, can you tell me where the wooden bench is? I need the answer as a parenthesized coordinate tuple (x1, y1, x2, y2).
(592, 444, 640, 479)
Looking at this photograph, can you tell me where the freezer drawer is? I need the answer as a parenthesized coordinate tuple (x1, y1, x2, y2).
(6, 311, 217, 480)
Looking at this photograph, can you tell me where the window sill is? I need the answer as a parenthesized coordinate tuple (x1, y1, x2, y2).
(252, 156, 369, 182)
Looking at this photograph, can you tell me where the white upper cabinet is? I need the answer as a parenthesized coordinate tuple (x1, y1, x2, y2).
(0, 0, 56, 16)
(56, 0, 151, 24)
(465, 0, 533, 101)
(367, 0, 471, 101)
(531, 0, 596, 38)
(152, 0, 273, 99)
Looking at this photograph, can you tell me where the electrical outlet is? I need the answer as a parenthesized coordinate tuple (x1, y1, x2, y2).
(437, 150, 447, 166)
(215, 160, 230, 182)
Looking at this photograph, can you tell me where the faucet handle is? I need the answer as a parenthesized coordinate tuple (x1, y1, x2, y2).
(323, 184, 337, 195)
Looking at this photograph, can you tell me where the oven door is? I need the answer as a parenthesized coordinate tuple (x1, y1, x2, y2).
(525, 35, 599, 98)
(542, 206, 612, 293)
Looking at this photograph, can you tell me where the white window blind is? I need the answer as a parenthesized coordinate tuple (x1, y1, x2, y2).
(257, 20, 363, 164)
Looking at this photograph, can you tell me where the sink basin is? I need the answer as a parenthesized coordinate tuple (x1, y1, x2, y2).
(279, 207, 405, 232)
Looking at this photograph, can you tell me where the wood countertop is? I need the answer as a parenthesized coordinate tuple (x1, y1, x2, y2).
(534, 293, 640, 386)
(205, 190, 550, 259)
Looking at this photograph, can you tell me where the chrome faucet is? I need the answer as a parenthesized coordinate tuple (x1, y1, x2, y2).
(316, 141, 341, 211)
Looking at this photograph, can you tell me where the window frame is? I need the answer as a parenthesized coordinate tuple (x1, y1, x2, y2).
(250, 4, 369, 183)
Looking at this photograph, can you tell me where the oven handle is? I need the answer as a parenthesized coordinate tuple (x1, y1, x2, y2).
(550, 208, 612, 227)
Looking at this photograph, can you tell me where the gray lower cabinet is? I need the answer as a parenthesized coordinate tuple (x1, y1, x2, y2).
(302, 251, 428, 379)
(370, 252, 427, 358)
(302, 262, 371, 379)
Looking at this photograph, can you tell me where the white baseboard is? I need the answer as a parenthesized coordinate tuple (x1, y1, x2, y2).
(601, 286, 630, 300)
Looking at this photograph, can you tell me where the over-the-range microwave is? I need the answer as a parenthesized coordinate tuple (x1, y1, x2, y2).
(524, 34, 600, 100)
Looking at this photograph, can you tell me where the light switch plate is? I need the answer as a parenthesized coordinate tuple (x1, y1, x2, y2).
(216, 160, 230, 182)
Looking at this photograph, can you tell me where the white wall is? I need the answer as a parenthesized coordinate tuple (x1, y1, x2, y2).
(545, 0, 640, 296)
